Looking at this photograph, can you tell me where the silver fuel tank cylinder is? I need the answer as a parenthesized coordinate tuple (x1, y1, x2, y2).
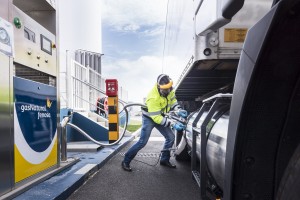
(185, 105, 230, 191)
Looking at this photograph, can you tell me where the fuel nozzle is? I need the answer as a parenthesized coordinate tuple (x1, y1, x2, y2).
(165, 112, 187, 125)
(61, 110, 73, 128)
(171, 114, 187, 124)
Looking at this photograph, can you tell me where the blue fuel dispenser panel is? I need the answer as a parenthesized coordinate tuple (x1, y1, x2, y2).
(14, 77, 57, 182)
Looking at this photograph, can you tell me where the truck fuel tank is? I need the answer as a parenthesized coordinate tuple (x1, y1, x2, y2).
(184, 95, 231, 191)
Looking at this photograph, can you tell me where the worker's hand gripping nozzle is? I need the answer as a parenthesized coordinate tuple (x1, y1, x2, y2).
(166, 110, 188, 131)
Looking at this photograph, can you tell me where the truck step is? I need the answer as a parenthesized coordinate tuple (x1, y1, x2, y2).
(192, 170, 201, 188)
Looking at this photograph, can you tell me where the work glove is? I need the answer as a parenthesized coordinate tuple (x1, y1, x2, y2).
(172, 122, 186, 131)
(176, 109, 188, 118)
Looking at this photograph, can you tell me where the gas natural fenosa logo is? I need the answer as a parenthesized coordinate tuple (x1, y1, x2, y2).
(47, 98, 53, 108)
(19, 98, 53, 120)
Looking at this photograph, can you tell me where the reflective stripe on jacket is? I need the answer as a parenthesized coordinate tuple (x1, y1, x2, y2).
(143, 84, 181, 125)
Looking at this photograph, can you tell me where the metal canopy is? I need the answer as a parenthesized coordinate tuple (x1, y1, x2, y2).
(175, 59, 239, 101)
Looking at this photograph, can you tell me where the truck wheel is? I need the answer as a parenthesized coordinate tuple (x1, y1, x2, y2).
(175, 130, 190, 161)
(175, 145, 190, 161)
(276, 143, 300, 199)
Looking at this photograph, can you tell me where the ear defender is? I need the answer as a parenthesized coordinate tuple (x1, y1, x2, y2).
(157, 74, 173, 89)
(159, 80, 173, 89)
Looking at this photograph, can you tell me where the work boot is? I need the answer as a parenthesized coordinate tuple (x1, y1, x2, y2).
(121, 161, 132, 172)
(160, 160, 176, 168)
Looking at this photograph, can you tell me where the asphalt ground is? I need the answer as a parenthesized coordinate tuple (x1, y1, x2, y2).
(68, 128, 201, 200)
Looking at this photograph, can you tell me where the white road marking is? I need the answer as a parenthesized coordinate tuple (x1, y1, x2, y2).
(133, 137, 165, 142)
(74, 164, 97, 175)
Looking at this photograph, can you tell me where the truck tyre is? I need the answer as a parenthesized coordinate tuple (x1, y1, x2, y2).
(276, 143, 300, 199)
(175, 130, 190, 161)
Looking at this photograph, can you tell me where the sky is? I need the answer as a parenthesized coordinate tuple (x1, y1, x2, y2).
(100, 0, 194, 103)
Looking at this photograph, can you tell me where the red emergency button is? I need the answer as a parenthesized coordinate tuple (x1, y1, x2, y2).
(105, 79, 118, 97)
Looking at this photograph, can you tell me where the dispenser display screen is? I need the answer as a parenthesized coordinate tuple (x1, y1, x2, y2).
(40, 34, 52, 55)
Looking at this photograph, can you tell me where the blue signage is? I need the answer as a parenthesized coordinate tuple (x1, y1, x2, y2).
(14, 77, 57, 152)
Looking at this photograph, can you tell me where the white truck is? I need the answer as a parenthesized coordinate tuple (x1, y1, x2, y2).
(172, 0, 300, 199)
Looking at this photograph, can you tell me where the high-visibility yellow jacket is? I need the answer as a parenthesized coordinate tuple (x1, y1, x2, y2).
(142, 84, 181, 125)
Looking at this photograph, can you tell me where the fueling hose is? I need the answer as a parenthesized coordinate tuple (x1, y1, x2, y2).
(61, 103, 189, 166)
(121, 147, 180, 167)
(121, 111, 188, 167)
(61, 103, 146, 147)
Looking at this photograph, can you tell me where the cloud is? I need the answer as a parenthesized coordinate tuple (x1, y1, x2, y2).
(122, 24, 140, 32)
(103, 55, 162, 93)
(141, 25, 165, 37)
(102, 55, 186, 103)
(101, 0, 168, 33)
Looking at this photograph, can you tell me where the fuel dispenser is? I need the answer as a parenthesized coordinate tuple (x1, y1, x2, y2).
(105, 79, 119, 143)
(0, 0, 58, 197)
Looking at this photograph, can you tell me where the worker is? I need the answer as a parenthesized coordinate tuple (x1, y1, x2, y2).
(96, 97, 108, 118)
(121, 74, 187, 172)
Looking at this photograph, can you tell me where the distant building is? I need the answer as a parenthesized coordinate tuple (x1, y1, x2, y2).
(75, 50, 103, 74)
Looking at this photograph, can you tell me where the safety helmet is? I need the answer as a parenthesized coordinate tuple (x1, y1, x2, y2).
(157, 74, 173, 89)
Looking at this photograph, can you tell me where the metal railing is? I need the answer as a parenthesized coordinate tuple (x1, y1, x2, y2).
(71, 76, 126, 112)
(61, 51, 128, 111)
(70, 59, 105, 110)
(175, 55, 194, 90)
